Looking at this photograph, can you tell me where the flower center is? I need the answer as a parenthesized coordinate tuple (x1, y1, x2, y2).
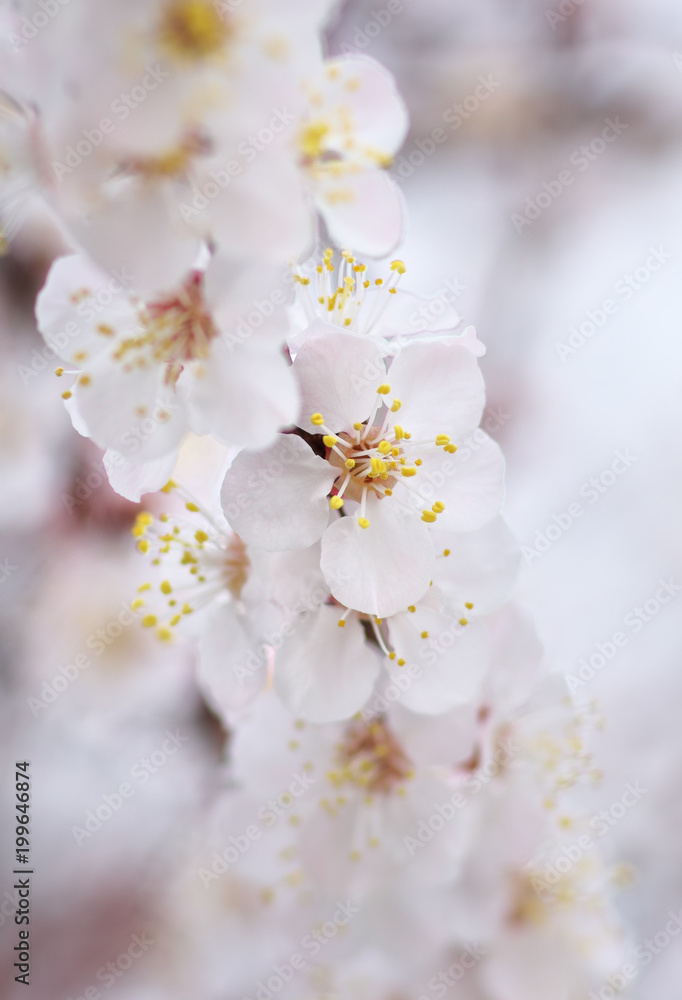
(122, 130, 211, 180)
(114, 272, 218, 386)
(330, 718, 413, 795)
(311, 385, 453, 530)
(158, 0, 231, 62)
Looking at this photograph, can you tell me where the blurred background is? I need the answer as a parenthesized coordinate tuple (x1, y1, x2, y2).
(2, 0, 682, 996)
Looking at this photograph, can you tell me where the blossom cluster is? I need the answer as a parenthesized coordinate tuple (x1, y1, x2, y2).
(2, 2, 630, 997)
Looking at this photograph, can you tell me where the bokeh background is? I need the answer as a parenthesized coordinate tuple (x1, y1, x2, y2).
(2, 0, 682, 996)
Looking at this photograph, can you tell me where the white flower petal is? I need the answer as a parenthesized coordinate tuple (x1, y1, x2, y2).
(386, 609, 491, 714)
(74, 360, 188, 461)
(431, 516, 521, 614)
(387, 703, 477, 767)
(35, 253, 138, 365)
(103, 448, 178, 502)
(418, 431, 505, 532)
(387, 341, 485, 441)
(316, 168, 405, 258)
(321, 55, 409, 154)
(293, 321, 387, 432)
(275, 606, 380, 722)
(187, 333, 299, 450)
(321, 497, 435, 616)
(220, 434, 336, 551)
(485, 606, 545, 713)
(197, 601, 268, 717)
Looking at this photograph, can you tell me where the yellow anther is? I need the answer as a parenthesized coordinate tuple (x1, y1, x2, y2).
(181, 603, 193, 615)
(323, 434, 337, 447)
(465, 602, 474, 609)
(61, 390, 72, 400)
(377, 440, 391, 455)
(337, 619, 346, 627)
(363, 279, 370, 288)
(55, 367, 64, 376)
(390, 399, 402, 412)
(79, 375, 91, 386)
(389, 287, 397, 294)
(432, 502, 445, 513)
(195, 529, 209, 543)
(445, 444, 457, 453)
(156, 627, 173, 643)
(345, 458, 356, 469)
(390, 260, 406, 274)
(459, 618, 469, 626)
(421, 631, 429, 639)
(401, 467, 417, 477)
(435, 434, 450, 446)
(369, 457, 387, 477)
(397, 658, 405, 666)
(131, 598, 145, 610)
(415, 458, 422, 466)
(137, 539, 150, 553)
(160, 580, 172, 595)
(393, 424, 404, 439)
(353, 422, 363, 431)
(408, 605, 416, 613)
(344, 317, 352, 326)
(358, 517, 370, 529)
(384, 488, 393, 496)
(376, 383, 391, 394)
(389, 651, 396, 660)
(330, 496, 344, 509)
(421, 510, 437, 522)
(443, 548, 450, 557)
(161, 480, 177, 493)
(170, 614, 181, 626)
(138, 582, 151, 592)
(185, 502, 200, 512)
(375, 278, 383, 286)
(310, 413, 325, 426)
(404, 432, 412, 439)
(142, 615, 157, 628)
